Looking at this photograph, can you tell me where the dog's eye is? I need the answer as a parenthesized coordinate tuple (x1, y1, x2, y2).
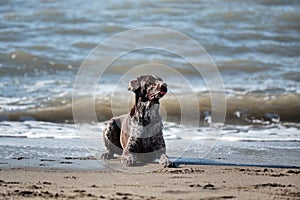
(149, 84, 155, 88)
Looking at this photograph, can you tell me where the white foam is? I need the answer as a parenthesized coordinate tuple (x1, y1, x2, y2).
(1, 121, 300, 146)
(216, 124, 300, 143)
(0, 121, 78, 139)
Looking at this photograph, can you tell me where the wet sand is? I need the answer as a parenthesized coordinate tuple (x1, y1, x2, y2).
(0, 165, 299, 200)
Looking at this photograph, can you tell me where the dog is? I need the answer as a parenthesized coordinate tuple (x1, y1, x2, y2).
(101, 75, 174, 167)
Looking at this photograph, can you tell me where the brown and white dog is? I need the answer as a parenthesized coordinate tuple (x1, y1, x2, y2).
(101, 75, 174, 167)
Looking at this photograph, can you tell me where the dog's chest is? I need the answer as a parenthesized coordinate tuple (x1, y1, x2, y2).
(130, 119, 163, 138)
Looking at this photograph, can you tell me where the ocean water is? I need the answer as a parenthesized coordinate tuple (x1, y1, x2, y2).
(0, 0, 299, 169)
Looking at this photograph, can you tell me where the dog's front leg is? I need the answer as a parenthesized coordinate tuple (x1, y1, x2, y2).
(121, 152, 136, 166)
(121, 137, 137, 166)
(159, 154, 176, 168)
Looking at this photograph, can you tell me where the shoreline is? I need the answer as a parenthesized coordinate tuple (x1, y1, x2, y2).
(2, 156, 299, 171)
(0, 165, 299, 199)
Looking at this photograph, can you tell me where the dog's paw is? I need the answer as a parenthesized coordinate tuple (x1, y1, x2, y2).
(121, 153, 136, 166)
(101, 152, 114, 160)
(159, 154, 176, 168)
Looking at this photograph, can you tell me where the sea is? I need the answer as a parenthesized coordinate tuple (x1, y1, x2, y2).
(0, 0, 299, 171)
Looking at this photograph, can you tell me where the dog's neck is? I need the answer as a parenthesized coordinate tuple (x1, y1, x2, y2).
(130, 96, 160, 127)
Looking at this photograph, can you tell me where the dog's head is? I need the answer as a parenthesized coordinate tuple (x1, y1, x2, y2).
(128, 75, 167, 125)
(128, 75, 167, 102)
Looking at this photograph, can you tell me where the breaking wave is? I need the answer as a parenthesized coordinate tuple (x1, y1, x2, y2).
(0, 92, 299, 124)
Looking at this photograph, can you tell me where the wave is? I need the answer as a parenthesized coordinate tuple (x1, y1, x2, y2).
(0, 50, 77, 76)
(2, 50, 300, 80)
(0, 92, 299, 124)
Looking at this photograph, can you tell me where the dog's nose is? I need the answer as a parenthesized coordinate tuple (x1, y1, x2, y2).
(160, 83, 167, 94)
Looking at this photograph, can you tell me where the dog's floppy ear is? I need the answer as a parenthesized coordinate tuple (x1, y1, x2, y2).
(128, 79, 140, 92)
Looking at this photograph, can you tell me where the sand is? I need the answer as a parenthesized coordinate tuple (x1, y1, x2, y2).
(0, 165, 299, 200)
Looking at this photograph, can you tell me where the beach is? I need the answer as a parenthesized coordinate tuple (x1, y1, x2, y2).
(1, 165, 299, 200)
(1, 0, 300, 199)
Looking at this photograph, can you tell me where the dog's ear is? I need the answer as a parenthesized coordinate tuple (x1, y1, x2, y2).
(128, 79, 140, 92)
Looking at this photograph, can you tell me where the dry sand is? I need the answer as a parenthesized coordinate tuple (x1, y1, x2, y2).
(0, 165, 299, 200)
